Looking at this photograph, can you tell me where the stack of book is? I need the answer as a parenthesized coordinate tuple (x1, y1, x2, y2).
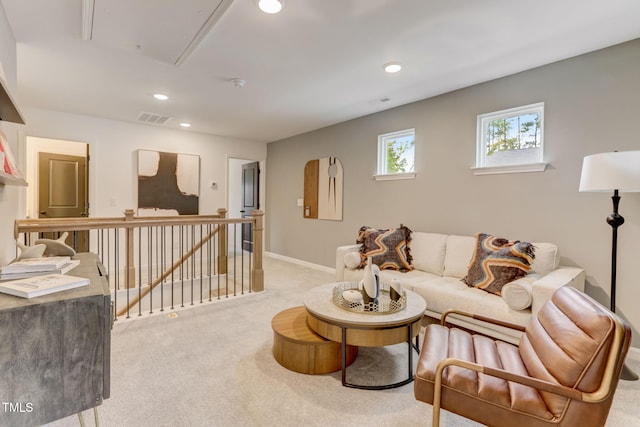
(0, 256, 80, 281)
(0, 274, 89, 298)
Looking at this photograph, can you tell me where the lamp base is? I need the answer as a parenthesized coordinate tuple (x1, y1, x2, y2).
(621, 362, 639, 381)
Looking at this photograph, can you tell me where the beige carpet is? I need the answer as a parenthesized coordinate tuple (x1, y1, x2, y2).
(45, 255, 640, 427)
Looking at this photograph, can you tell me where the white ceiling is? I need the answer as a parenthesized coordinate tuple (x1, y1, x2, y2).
(1, 0, 639, 143)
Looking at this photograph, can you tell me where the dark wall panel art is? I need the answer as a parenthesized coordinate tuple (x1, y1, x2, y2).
(137, 149, 200, 215)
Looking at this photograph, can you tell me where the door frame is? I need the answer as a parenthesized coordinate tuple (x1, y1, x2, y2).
(227, 157, 262, 254)
(25, 136, 90, 220)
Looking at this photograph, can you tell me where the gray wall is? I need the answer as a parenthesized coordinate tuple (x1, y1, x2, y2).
(266, 39, 640, 345)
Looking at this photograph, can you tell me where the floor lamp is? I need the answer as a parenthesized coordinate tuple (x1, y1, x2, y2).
(579, 150, 640, 381)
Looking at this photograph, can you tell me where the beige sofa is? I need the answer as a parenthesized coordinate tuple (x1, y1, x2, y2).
(336, 232, 585, 343)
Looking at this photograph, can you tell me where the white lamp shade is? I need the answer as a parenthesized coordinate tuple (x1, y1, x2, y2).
(579, 151, 640, 192)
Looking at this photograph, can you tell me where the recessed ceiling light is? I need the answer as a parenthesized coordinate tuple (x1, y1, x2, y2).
(258, 0, 284, 14)
(231, 78, 246, 88)
(153, 93, 169, 101)
(384, 62, 402, 73)
(180, 122, 191, 128)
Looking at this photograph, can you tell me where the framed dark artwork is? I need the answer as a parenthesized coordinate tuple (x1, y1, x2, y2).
(137, 149, 200, 215)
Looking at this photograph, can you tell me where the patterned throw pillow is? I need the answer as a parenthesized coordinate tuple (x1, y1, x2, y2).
(356, 225, 413, 271)
(462, 233, 535, 295)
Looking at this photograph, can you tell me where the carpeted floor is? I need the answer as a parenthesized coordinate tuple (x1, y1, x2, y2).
(45, 255, 640, 427)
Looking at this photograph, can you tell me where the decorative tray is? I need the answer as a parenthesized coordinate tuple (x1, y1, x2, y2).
(332, 282, 406, 314)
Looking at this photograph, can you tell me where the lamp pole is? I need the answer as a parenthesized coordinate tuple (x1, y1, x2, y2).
(606, 189, 638, 380)
(606, 189, 624, 313)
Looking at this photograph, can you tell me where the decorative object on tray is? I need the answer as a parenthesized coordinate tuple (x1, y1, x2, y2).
(15, 240, 46, 260)
(35, 232, 77, 257)
(333, 282, 406, 314)
(360, 256, 380, 306)
(389, 278, 403, 302)
(0, 274, 89, 298)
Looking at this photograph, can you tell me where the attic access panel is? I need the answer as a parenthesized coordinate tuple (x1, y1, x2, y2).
(89, 0, 233, 65)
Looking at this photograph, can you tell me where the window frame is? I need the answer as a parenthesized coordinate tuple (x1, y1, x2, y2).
(473, 103, 547, 175)
(374, 128, 416, 181)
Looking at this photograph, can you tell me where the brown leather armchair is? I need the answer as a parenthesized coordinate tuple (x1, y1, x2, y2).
(414, 286, 631, 427)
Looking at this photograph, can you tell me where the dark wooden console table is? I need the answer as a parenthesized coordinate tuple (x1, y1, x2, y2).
(0, 253, 111, 427)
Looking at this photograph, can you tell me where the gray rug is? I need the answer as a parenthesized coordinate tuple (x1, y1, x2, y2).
(45, 256, 640, 427)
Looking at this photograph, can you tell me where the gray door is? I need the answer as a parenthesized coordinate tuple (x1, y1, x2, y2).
(38, 152, 89, 252)
(240, 161, 259, 252)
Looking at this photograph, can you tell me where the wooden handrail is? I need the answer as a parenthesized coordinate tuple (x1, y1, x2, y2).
(14, 214, 251, 236)
(13, 208, 265, 318)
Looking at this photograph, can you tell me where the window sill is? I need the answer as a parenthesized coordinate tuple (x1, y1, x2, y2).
(471, 162, 547, 176)
(373, 172, 416, 181)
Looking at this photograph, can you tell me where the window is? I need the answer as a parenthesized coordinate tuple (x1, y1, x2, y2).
(474, 103, 547, 175)
(375, 128, 415, 180)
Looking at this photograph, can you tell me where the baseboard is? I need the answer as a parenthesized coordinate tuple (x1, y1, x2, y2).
(265, 251, 335, 274)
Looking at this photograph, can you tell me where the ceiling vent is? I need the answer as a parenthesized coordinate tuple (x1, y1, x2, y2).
(137, 112, 172, 125)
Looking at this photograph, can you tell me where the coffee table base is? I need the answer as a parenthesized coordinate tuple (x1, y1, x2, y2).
(340, 324, 420, 390)
(307, 313, 422, 389)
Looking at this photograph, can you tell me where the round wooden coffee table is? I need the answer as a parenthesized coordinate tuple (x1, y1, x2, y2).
(271, 306, 358, 374)
(303, 282, 426, 390)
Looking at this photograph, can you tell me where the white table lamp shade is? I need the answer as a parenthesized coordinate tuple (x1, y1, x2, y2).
(579, 151, 640, 193)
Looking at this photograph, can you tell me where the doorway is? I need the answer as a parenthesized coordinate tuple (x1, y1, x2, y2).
(26, 137, 90, 252)
(228, 158, 260, 254)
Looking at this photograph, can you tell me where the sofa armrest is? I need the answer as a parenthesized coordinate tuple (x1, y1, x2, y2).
(336, 244, 360, 281)
(531, 267, 586, 315)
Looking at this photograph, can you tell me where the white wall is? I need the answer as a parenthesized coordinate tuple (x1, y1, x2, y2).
(266, 39, 640, 345)
(20, 107, 267, 219)
(0, 6, 22, 265)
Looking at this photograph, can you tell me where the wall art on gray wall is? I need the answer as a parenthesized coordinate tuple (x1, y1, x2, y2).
(303, 156, 343, 221)
(137, 149, 200, 215)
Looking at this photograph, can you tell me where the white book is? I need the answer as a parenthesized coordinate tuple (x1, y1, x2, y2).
(0, 256, 71, 274)
(0, 274, 89, 299)
(0, 260, 81, 281)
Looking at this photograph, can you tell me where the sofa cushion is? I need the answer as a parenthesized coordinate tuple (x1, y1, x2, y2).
(530, 242, 559, 275)
(501, 276, 535, 310)
(410, 232, 448, 275)
(356, 225, 413, 271)
(463, 233, 535, 296)
(411, 276, 532, 326)
(442, 235, 475, 278)
(343, 251, 361, 270)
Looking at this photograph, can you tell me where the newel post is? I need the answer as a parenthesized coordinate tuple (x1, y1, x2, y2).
(251, 210, 264, 292)
(217, 208, 228, 275)
(124, 209, 136, 289)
